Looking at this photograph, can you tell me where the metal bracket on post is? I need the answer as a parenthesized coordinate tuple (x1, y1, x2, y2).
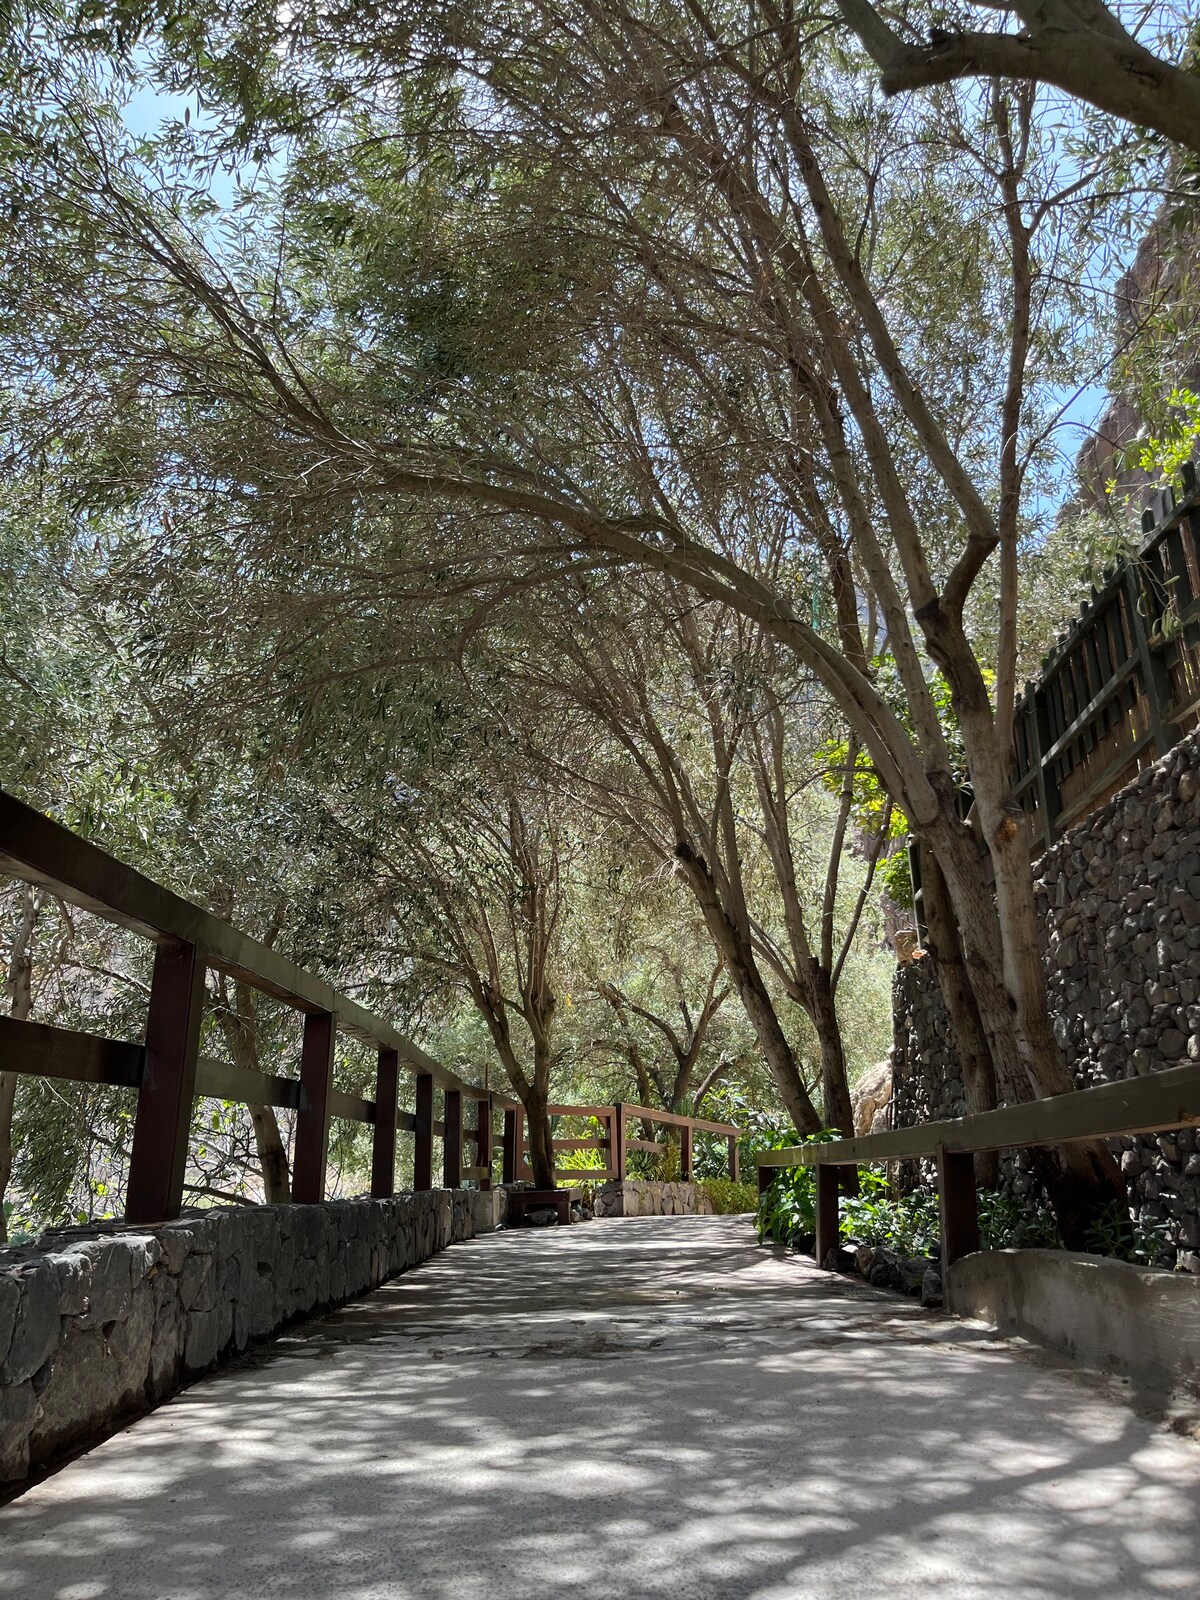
(414, 1072, 434, 1191)
(815, 1163, 840, 1268)
(292, 1011, 335, 1204)
(125, 938, 206, 1225)
(443, 1088, 463, 1190)
(371, 1046, 399, 1199)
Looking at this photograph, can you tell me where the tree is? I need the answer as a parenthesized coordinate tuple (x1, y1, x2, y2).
(1, 5, 1151, 1232)
(831, 0, 1200, 158)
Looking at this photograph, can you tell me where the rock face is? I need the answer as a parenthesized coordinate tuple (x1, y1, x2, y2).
(893, 730, 1200, 1266)
(0, 1187, 503, 1487)
(592, 1181, 715, 1219)
(852, 1059, 894, 1136)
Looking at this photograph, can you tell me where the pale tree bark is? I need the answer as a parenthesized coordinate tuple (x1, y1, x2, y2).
(832, 0, 1200, 158)
(214, 979, 291, 1203)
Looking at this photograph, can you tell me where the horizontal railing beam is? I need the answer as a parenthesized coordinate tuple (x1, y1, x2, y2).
(195, 1056, 304, 1111)
(0, 1015, 144, 1088)
(757, 1060, 1200, 1170)
(617, 1102, 739, 1137)
(0, 790, 465, 1091)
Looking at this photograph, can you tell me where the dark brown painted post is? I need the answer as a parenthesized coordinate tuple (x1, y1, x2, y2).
(125, 937, 206, 1224)
(414, 1072, 434, 1191)
(611, 1103, 628, 1180)
(815, 1162, 840, 1267)
(502, 1106, 518, 1185)
(680, 1120, 693, 1181)
(727, 1135, 739, 1183)
(292, 1010, 336, 1204)
(757, 1160, 774, 1198)
(475, 1094, 492, 1190)
(937, 1146, 980, 1267)
(371, 1046, 400, 1199)
(443, 1088, 463, 1189)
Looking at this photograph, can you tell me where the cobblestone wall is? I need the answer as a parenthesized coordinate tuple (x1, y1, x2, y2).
(0, 1188, 502, 1486)
(592, 1181, 715, 1218)
(892, 730, 1200, 1264)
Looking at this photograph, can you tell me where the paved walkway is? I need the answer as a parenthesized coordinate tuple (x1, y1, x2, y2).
(3, 1215, 1200, 1599)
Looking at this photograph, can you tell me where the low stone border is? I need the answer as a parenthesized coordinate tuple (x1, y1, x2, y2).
(0, 1187, 504, 1486)
(592, 1180, 715, 1218)
(949, 1247, 1200, 1394)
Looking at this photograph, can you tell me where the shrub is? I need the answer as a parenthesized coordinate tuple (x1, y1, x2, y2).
(697, 1177, 757, 1214)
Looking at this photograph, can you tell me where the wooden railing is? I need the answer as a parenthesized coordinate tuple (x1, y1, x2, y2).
(1012, 465, 1200, 854)
(0, 789, 740, 1225)
(520, 1102, 740, 1184)
(755, 1060, 1200, 1273)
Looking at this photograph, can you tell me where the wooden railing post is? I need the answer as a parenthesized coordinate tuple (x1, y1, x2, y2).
(371, 1046, 399, 1199)
(757, 1161, 774, 1198)
(414, 1072, 434, 1191)
(476, 1094, 492, 1190)
(727, 1134, 739, 1183)
(937, 1146, 980, 1269)
(680, 1120, 693, 1181)
(815, 1162, 840, 1268)
(443, 1088, 463, 1189)
(125, 937, 205, 1225)
(292, 1011, 336, 1204)
(611, 1103, 627, 1180)
(502, 1106, 518, 1185)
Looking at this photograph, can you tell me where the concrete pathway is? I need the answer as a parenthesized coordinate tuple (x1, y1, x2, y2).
(3, 1215, 1200, 1599)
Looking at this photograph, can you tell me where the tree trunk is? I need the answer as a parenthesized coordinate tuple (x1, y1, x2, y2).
(918, 845, 1000, 1187)
(523, 1077, 556, 1190)
(809, 963, 854, 1136)
(1, 886, 40, 1244)
(248, 1105, 291, 1203)
(674, 842, 822, 1134)
(219, 984, 292, 1203)
(921, 783, 1126, 1243)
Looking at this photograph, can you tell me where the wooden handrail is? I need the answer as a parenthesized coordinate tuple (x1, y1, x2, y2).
(755, 1060, 1200, 1171)
(0, 789, 744, 1218)
(756, 1060, 1200, 1279)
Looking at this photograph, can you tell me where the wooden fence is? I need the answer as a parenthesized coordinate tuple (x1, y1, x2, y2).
(526, 1103, 741, 1184)
(1013, 464, 1200, 854)
(0, 789, 737, 1226)
(755, 1060, 1200, 1273)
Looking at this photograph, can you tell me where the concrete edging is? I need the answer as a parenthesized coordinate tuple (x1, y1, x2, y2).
(949, 1247, 1200, 1394)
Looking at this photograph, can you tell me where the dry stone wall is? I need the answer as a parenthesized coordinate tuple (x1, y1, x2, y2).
(0, 1187, 502, 1486)
(893, 729, 1200, 1262)
(592, 1180, 715, 1218)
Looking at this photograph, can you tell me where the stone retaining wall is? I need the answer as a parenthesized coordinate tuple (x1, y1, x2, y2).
(949, 1249, 1200, 1396)
(893, 728, 1200, 1262)
(0, 1187, 503, 1486)
(592, 1180, 715, 1218)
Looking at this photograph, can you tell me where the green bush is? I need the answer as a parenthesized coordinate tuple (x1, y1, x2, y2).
(757, 1161, 1066, 1259)
(697, 1177, 757, 1214)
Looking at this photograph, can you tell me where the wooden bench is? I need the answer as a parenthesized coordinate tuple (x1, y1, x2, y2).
(506, 1188, 578, 1226)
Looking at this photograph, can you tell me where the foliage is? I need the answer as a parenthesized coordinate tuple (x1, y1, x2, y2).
(1126, 388, 1200, 485)
(1083, 1200, 1175, 1267)
(977, 1190, 1061, 1251)
(696, 1177, 757, 1215)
